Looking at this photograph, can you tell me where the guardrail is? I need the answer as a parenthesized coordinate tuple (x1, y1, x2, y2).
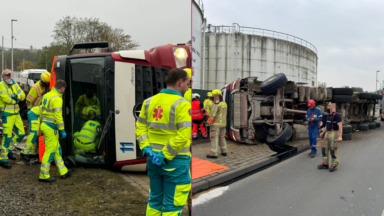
(208, 24, 317, 54)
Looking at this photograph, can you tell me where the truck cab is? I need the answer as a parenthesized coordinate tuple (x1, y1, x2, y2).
(51, 42, 191, 171)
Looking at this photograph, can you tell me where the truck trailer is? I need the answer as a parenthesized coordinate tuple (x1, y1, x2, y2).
(222, 73, 382, 153)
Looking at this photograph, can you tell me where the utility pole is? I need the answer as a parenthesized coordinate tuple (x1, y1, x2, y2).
(376, 70, 380, 94)
(11, 19, 17, 72)
(1, 36, 4, 72)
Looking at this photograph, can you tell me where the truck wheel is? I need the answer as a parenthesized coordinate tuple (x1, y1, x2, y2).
(371, 94, 383, 100)
(376, 122, 381, 127)
(266, 123, 292, 145)
(332, 95, 353, 103)
(332, 88, 353, 95)
(342, 133, 352, 141)
(359, 93, 371, 99)
(357, 123, 369, 131)
(368, 122, 377, 129)
(343, 125, 352, 134)
(260, 73, 288, 96)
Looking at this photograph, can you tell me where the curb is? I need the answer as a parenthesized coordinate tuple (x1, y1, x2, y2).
(192, 144, 310, 194)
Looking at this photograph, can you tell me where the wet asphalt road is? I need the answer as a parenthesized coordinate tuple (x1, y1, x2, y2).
(193, 121, 384, 216)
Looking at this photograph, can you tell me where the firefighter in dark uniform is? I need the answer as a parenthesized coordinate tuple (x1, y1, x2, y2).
(318, 102, 343, 172)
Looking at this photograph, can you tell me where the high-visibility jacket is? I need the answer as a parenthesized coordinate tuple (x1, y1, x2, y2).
(75, 94, 100, 113)
(209, 101, 227, 127)
(82, 105, 101, 119)
(0, 80, 25, 116)
(192, 99, 205, 120)
(41, 87, 65, 130)
(26, 81, 48, 109)
(30, 105, 42, 117)
(203, 99, 213, 114)
(76, 120, 101, 144)
(184, 88, 191, 103)
(136, 89, 191, 163)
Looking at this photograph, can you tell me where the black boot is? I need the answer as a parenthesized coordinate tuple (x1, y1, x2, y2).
(39, 177, 56, 183)
(0, 162, 11, 169)
(206, 154, 217, 159)
(221, 153, 227, 156)
(317, 163, 329, 169)
(61, 169, 73, 179)
(20, 153, 30, 162)
(329, 166, 337, 172)
(8, 152, 16, 160)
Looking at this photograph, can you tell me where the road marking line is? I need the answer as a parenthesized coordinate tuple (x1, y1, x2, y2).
(192, 186, 229, 207)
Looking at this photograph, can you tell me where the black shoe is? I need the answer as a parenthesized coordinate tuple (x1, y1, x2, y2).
(8, 153, 16, 160)
(329, 166, 337, 172)
(39, 177, 56, 183)
(30, 154, 39, 159)
(206, 154, 218, 159)
(20, 153, 30, 162)
(192, 137, 198, 140)
(310, 154, 316, 158)
(61, 169, 73, 179)
(308, 152, 312, 156)
(317, 163, 329, 169)
(221, 153, 227, 156)
(0, 162, 11, 169)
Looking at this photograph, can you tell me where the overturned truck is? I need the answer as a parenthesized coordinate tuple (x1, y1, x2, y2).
(223, 73, 382, 153)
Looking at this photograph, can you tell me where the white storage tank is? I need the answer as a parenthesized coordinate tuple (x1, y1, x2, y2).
(201, 25, 318, 90)
(192, 0, 204, 89)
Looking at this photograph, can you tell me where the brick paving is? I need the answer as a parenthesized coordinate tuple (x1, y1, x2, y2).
(192, 138, 309, 188)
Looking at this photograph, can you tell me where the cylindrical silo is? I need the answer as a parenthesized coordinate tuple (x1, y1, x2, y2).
(192, 0, 204, 89)
(201, 25, 318, 90)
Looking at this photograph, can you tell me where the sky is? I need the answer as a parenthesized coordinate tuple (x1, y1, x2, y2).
(202, 0, 384, 92)
(0, 0, 190, 50)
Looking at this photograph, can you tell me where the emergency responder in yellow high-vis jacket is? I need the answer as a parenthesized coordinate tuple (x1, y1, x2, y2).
(183, 68, 192, 103)
(39, 80, 72, 183)
(21, 105, 43, 162)
(26, 72, 50, 109)
(207, 89, 228, 159)
(73, 110, 101, 155)
(204, 92, 213, 115)
(136, 68, 191, 216)
(0, 69, 26, 169)
(82, 105, 101, 121)
(75, 89, 100, 114)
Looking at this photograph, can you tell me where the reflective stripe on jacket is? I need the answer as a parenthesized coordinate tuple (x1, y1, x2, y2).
(209, 101, 227, 127)
(136, 89, 191, 162)
(0, 80, 25, 116)
(192, 99, 205, 120)
(41, 87, 65, 130)
(77, 120, 101, 143)
(26, 81, 47, 109)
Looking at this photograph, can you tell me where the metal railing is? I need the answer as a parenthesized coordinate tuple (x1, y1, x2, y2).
(208, 24, 317, 54)
(194, 0, 204, 14)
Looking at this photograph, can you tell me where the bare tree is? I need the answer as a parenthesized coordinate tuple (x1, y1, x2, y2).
(52, 16, 139, 51)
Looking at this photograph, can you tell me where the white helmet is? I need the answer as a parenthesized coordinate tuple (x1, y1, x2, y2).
(192, 93, 200, 99)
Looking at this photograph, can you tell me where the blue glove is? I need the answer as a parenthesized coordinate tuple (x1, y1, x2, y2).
(157, 153, 168, 166)
(12, 94, 19, 100)
(60, 130, 67, 139)
(151, 153, 162, 166)
(146, 150, 155, 161)
(8, 94, 13, 99)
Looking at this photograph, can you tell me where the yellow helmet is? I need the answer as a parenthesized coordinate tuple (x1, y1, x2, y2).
(212, 89, 222, 95)
(207, 92, 213, 97)
(183, 68, 191, 79)
(41, 72, 51, 83)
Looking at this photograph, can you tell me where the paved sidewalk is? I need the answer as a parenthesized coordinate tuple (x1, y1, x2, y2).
(192, 138, 310, 194)
(121, 172, 190, 215)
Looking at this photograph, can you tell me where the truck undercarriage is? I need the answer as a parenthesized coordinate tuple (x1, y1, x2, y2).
(224, 73, 382, 153)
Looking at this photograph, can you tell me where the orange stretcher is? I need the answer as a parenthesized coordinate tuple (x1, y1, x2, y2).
(192, 157, 229, 180)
